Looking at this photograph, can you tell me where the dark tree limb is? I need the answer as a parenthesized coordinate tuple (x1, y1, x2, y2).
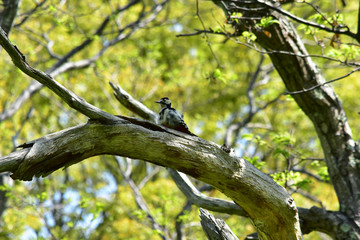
(14, 0, 47, 28)
(0, 0, 20, 35)
(212, 0, 360, 238)
(175, 201, 192, 240)
(223, 55, 280, 147)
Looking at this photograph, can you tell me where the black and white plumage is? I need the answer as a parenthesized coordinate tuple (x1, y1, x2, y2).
(155, 97, 195, 136)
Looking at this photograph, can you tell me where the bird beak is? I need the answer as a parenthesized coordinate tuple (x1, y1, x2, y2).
(155, 101, 161, 103)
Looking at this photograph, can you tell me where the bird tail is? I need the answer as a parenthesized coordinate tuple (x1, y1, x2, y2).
(175, 125, 197, 137)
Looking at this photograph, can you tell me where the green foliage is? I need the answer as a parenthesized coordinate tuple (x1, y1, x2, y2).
(242, 31, 257, 42)
(1, 0, 360, 239)
(271, 171, 312, 189)
(243, 156, 266, 170)
(256, 16, 280, 28)
(231, 12, 242, 24)
(310, 13, 328, 25)
(298, 24, 318, 35)
(318, 167, 330, 182)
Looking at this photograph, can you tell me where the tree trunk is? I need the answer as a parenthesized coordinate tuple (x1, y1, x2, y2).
(213, 1, 360, 238)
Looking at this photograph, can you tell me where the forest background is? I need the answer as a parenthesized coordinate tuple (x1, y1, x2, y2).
(1, 0, 360, 239)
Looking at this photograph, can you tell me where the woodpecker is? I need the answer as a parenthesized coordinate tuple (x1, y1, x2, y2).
(155, 97, 196, 136)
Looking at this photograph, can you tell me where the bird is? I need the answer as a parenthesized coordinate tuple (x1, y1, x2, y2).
(155, 97, 196, 136)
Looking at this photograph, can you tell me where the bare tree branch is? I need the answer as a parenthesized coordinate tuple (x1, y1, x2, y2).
(289, 187, 323, 208)
(0, 117, 301, 239)
(224, 54, 278, 146)
(0, 27, 121, 123)
(0, 81, 42, 122)
(195, 0, 222, 67)
(175, 201, 192, 240)
(109, 82, 158, 122)
(14, 0, 48, 28)
(200, 208, 239, 240)
(115, 156, 170, 240)
(285, 67, 360, 95)
(138, 166, 161, 189)
(168, 169, 246, 216)
(0, 0, 169, 122)
(178, 29, 360, 68)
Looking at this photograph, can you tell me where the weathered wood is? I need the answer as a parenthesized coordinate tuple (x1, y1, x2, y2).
(200, 208, 239, 240)
(168, 169, 246, 216)
(0, 16, 302, 239)
(0, 117, 301, 239)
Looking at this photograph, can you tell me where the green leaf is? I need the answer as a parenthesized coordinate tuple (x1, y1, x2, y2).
(242, 31, 257, 42)
(256, 16, 280, 28)
(318, 167, 330, 182)
(67, 221, 74, 228)
(242, 133, 254, 140)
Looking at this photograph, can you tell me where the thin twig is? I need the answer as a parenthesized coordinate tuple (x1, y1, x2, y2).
(195, 0, 223, 68)
(177, 29, 360, 68)
(228, 0, 358, 41)
(0, 27, 121, 122)
(0, 0, 169, 123)
(285, 67, 360, 95)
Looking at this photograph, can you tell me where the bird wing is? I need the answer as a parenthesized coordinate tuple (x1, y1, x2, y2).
(166, 109, 196, 136)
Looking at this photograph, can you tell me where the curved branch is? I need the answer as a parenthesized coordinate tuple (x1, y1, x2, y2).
(109, 82, 248, 220)
(168, 169, 246, 216)
(109, 82, 158, 121)
(0, 118, 301, 239)
(285, 67, 360, 95)
(298, 207, 355, 238)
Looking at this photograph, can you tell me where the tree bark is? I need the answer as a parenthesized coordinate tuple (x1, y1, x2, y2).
(0, 116, 301, 239)
(0, 0, 20, 35)
(213, 0, 360, 238)
(0, 4, 304, 239)
(200, 208, 239, 240)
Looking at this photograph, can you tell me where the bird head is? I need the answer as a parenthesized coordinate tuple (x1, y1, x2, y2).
(155, 97, 172, 108)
